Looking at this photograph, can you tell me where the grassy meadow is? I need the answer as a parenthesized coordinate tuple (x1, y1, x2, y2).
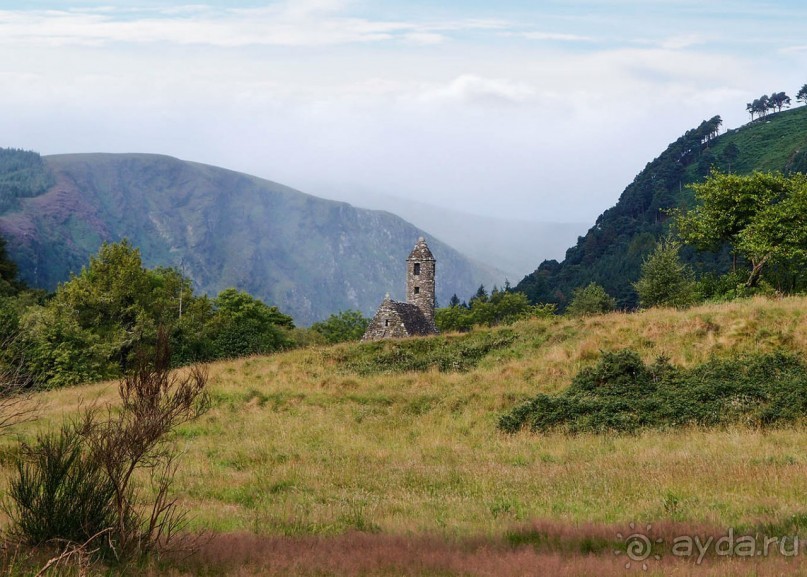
(3, 295, 807, 575)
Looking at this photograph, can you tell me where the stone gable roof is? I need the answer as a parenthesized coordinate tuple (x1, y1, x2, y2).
(387, 300, 437, 336)
(407, 237, 435, 262)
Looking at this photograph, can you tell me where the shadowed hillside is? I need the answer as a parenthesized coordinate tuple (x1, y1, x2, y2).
(516, 106, 807, 309)
(0, 153, 501, 324)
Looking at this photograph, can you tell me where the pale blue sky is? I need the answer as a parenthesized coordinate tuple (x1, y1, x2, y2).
(1, 1, 805, 222)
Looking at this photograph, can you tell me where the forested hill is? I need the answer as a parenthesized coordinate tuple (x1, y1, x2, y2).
(515, 106, 807, 309)
(0, 152, 499, 325)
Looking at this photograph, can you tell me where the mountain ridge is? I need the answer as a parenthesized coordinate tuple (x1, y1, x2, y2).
(0, 152, 502, 325)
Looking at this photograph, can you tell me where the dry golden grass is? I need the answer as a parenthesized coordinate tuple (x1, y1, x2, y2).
(2, 296, 807, 575)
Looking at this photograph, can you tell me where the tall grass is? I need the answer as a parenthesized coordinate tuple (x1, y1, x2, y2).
(1, 296, 806, 575)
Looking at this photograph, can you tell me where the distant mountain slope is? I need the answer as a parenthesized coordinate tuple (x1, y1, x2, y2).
(515, 106, 807, 308)
(0, 153, 499, 324)
(308, 188, 587, 281)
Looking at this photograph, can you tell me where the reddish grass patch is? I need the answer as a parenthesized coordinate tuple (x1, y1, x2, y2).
(156, 520, 807, 576)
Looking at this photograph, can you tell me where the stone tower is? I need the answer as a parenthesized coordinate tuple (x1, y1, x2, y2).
(407, 237, 436, 325)
(361, 237, 438, 340)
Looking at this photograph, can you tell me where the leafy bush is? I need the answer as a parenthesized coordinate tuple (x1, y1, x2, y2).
(696, 271, 774, 302)
(310, 310, 370, 344)
(209, 288, 294, 359)
(565, 283, 616, 317)
(499, 350, 807, 434)
(331, 329, 516, 375)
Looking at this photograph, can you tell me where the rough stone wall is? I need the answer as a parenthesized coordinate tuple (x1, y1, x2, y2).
(362, 299, 410, 340)
(407, 239, 436, 325)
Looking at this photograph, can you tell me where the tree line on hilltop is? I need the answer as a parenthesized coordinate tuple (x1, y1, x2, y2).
(745, 83, 807, 120)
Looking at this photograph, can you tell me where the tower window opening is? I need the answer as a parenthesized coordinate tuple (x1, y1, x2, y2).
(414, 287, 420, 295)
(414, 263, 420, 275)
(385, 319, 389, 327)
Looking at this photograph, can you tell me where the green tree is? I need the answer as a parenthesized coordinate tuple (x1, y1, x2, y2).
(769, 91, 791, 112)
(797, 84, 807, 105)
(11, 240, 298, 387)
(310, 310, 370, 344)
(52, 240, 174, 371)
(16, 304, 118, 387)
(633, 238, 697, 309)
(737, 181, 807, 282)
(676, 171, 807, 287)
(470, 285, 488, 304)
(566, 282, 616, 316)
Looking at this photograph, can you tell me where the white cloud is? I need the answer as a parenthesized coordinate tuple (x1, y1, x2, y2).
(416, 75, 535, 106)
(780, 45, 807, 54)
(0, 5, 507, 48)
(521, 31, 594, 42)
(657, 34, 710, 50)
(403, 32, 446, 45)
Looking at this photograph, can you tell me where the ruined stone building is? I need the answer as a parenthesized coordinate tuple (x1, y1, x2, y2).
(362, 237, 439, 340)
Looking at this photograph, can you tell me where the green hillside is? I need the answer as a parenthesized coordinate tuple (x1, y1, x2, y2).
(0, 153, 499, 325)
(516, 106, 807, 309)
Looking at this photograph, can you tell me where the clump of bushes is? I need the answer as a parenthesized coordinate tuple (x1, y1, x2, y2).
(436, 288, 555, 333)
(330, 329, 516, 375)
(695, 270, 775, 303)
(6, 424, 116, 547)
(499, 349, 807, 434)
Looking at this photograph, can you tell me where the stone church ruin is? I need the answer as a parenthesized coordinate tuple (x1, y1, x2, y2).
(362, 237, 439, 340)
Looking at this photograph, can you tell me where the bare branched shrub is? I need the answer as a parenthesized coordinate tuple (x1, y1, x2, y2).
(0, 336, 38, 434)
(81, 328, 209, 558)
(33, 528, 112, 577)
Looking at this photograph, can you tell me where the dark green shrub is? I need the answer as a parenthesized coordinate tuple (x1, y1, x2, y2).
(6, 331, 209, 561)
(500, 350, 807, 434)
(5, 424, 116, 546)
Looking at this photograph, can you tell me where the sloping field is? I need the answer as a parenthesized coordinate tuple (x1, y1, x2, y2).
(3, 296, 807, 575)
